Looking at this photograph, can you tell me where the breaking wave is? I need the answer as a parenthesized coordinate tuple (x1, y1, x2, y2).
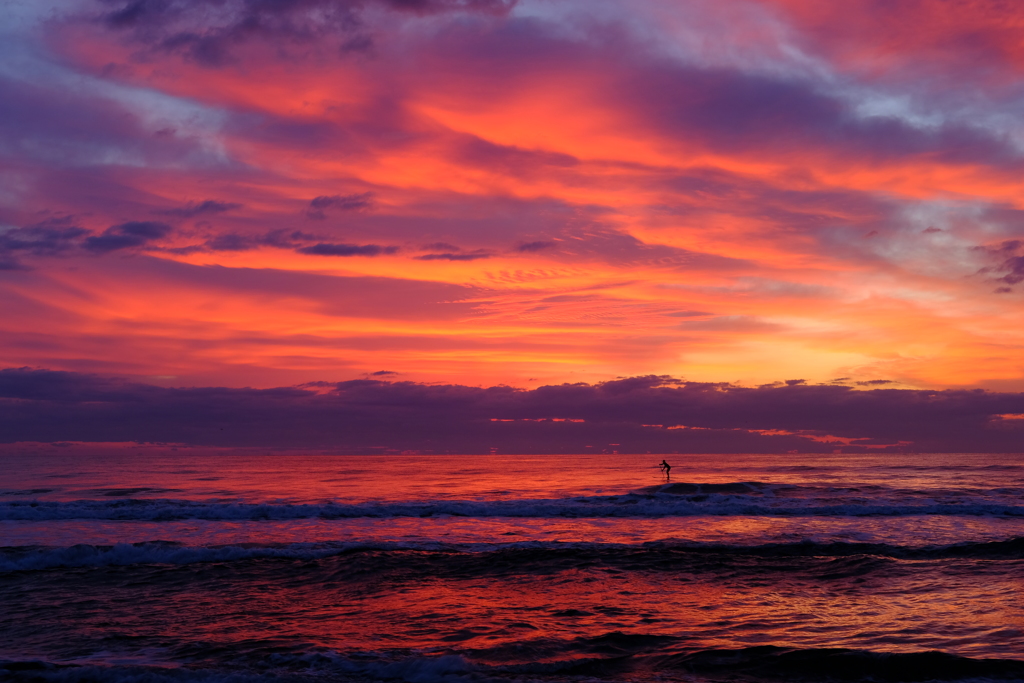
(3, 484, 1024, 521)
(4, 537, 1024, 572)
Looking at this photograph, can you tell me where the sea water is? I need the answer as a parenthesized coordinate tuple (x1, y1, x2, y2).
(2, 452, 1023, 682)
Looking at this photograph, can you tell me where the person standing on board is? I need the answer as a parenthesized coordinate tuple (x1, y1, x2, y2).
(659, 459, 671, 480)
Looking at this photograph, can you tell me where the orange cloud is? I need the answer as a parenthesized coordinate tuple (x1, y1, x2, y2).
(3, 0, 1024, 390)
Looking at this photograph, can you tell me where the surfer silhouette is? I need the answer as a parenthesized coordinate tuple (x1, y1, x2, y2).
(659, 459, 671, 480)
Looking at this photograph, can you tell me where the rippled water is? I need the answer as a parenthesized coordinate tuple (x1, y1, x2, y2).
(2, 452, 1023, 682)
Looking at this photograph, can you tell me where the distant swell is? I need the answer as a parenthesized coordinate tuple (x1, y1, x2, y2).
(3, 537, 1024, 572)
(4, 492, 1024, 521)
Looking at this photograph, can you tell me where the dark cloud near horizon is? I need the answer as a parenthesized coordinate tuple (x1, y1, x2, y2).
(2, 368, 1023, 453)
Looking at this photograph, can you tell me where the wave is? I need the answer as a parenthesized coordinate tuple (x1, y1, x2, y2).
(3, 486, 1024, 521)
(595, 645, 1024, 681)
(0, 540, 386, 572)
(4, 645, 1024, 683)
(4, 537, 1024, 572)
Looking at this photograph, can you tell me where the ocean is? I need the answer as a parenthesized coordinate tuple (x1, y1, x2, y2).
(2, 451, 1023, 683)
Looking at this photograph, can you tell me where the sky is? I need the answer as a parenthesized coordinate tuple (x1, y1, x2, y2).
(3, 0, 1024, 452)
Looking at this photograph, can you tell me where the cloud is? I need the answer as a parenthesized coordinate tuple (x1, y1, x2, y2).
(0, 72, 217, 168)
(158, 200, 243, 218)
(0, 219, 170, 267)
(516, 241, 555, 252)
(0, 222, 89, 257)
(678, 315, 783, 333)
(296, 242, 399, 256)
(113, 257, 486, 321)
(4, 0, 1024, 392)
(762, 0, 1024, 87)
(423, 242, 462, 251)
(3, 369, 1024, 452)
(453, 136, 579, 176)
(96, 0, 516, 66)
(306, 193, 374, 220)
(415, 251, 491, 261)
(622, 61, 1021, 170)
(203, 233, 254, 251)
(83, 221, 172, 253)
(166, 229, 317, 253)
(415, 243, 494, 261)
(974, 240, 1024, 285)
(998, 260, 1024, 285)
(666, 310, 713, 318)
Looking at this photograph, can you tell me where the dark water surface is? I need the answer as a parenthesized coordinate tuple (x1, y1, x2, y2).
(2, 452, 1023, 682)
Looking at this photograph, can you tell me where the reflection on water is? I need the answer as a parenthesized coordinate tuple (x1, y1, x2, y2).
(1, 452, 1022, 681)
(2, 544, 1023, 664)
(3, 452, 1020, 504)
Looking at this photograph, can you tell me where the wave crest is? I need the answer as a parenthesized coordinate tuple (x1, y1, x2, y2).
(4, 537, 1024, 572)
(4, 487, 1024, 522)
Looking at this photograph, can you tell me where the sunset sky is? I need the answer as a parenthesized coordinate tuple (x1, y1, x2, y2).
(4, 0, 1024, 452)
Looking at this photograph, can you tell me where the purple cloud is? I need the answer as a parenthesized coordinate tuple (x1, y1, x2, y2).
(415, 251, 491, 261)
(306, 192, 374, 219)
(2, 369, 1023, 452)
(516, 241, 555, 252)
(0, 219, 171, 267)
(158, 200, 243, 218)
(97, 0, 516, 66)
(0, 222, 90, 264)
(297, 242, 399, 256)
(83, 221, 172, 253)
